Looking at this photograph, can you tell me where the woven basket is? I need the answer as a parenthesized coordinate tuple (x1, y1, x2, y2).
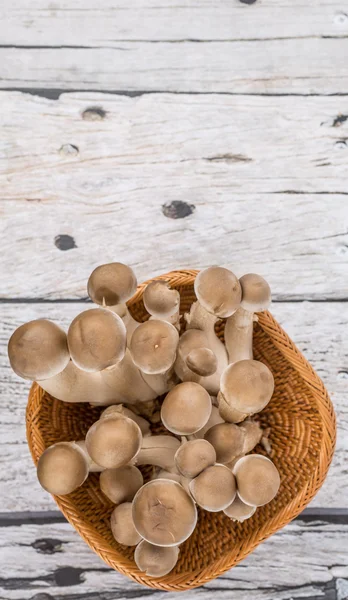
(26, 269, 336, 591)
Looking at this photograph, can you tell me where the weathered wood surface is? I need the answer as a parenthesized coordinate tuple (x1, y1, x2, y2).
(0, 301, 346, 512)
(2, 0, 348, 44)
(1, 39, 348, 94)
(1, 92, 348, 300)
(0, 519, 347, 600)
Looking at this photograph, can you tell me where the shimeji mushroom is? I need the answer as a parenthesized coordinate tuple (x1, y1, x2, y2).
(223, 495, 256, 522)
(129, 319, 179, 395)
(218, 359, 274, 423)
(186, 347, 217, 377)
(225, 274, 271, 364)
(85, 415, 142, 469)
(100, 465, 143, 504)
(8, 319, 70, 381)
(37, 441, 101, 495)
(132, 479, 197, 546)
(134, 435, 181, 471)
(110, 503, 142, 546)
(87, 262, 139, 344)
(194, 266, 242, 318)
(174, 439, 216, 479)
(67, 308, 127, 372)
(233, 454, 280, 506)
(143, 280, 181, 329)
(135, 540, 180, 577)
(189, 464, 237, 512)
(204, 423, 245, 465)
(161, 382, 212, 436)
(174, 329, 218, 393)
(101, 405, 151, 437)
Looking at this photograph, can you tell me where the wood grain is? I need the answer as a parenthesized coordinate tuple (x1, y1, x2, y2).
(1, 92, 348, 300)
(1, 0, 347, 44)
(0, 301, 346, 512)
(0, 519, 347, 599)
(1, 39, 348, 94)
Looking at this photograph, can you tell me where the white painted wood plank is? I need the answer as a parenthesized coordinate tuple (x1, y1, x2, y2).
(1, 0, 348, 44)
(1, 39, 347, 93)
(0, 301, 346, 512)
(1, 92, 348, 300)
(0, 519, 346, 599)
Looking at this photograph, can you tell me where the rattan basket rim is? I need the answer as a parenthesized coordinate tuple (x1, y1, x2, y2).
(26, 269, 336, 591)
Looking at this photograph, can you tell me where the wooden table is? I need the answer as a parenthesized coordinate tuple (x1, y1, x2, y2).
(1, 1, 348, 598)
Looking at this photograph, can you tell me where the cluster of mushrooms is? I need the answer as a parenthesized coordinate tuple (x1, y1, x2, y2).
(8, 264, 280, 578)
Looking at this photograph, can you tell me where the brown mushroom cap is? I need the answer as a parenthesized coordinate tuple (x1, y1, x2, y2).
(100, 465, 143, 504)
(189, 464, 237, 511)
(223, 495, 256, 521)
(132, 479, 197, 546)
(234, 454, 280, 507)
(194, 266, 242, 318)
(135, 540, 180, 577)
(110, 503, 142, 546)
(143, 280, 180, 318)
(37, 442, 89, 495)
(8, 319, 70, 381)
(161, 382, 212, 435)
(129, 319, 179, 375)
(204, 423, 245, 464)
(175, 439, 216, 478)
(85, 416, 142, 469)
(186, 347, 217, 377)
(219, 359, 274, 423)
(67, 308, 126, 372)
(240, 273, 271, 313)
(87, 262, 137, 306)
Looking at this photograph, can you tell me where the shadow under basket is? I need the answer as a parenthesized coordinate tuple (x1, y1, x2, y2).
(26, 269, 336, 591)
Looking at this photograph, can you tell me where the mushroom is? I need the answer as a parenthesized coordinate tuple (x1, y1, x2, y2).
(192, 405, 225, 439)
(135, 435, 181, 471)
(186, 347, 217, 377)
(67, 308, 127, 372)
(223, 495, 256, 522)
(194, 266, 242, 318)
(87, 262, 139, 344)
(143, 280, 181, 329)
(132, 479, 197, 546)
(129, 319, 179, 395)
(161, 382, 212, 436)
(189, 464, 237, 512)
(225, 274, 271, 364)
(218, 359, 274, 423)
(100, 405, 151, 437)
(174, 439, 216, 478)
(233, 454, 280, 506)
(100, 465, 143, 504)
(174, 329, 218, 393)
(85, 415, 142, 469)
(204, 423, 245, 465)
(135, 540, 180, 577)
(8, 319, 70, 381)
(37, 441, 91, 495)
(110, 503, 142, 546)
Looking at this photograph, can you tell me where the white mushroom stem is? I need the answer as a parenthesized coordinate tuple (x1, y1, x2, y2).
(106, 302, 140, 346)
(75, 441, 104, 472)
(185, 302, 228, 395)
(100, 405, 151, 437)
(224, 308, 258, 364)
(134, 435, 181, 471)
(139, 366, 177, 396)
(191, 405, 225, 439)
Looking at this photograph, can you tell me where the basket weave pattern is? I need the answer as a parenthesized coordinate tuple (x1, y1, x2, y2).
(26, 270, 336, 591)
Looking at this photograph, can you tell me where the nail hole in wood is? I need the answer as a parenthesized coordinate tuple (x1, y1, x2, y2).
(59, 144, 79, 156)
(239, 0, 257, 4)
(82, 106, 107, 121)
(162, 201, 195, 219)
(54, 567, 84, 587)
(54, 235, 77, 251)
(32, 538, 62, 554)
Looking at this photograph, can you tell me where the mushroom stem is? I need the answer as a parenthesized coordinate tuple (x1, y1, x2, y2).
(192, 405, 225, 439)
(134, 435, 181, 471)
(107, 302, 140, 345)
(224, 308, 257, 364)
(139, 366, 177, 396)
(100, 405, 151, 437)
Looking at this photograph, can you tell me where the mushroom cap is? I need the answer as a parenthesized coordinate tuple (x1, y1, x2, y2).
(129, 319, 179, 375)
(67, 308, 126, 372)
(8, 319, 70, 381)
(87, 262, 137, 306)
(143, 280, 180, 318)
(189, 464, 237, 512)
(204, 423, 245, 464)
(37, 442, 89, 495)
(85, 416, 142, 469)
(234, 454, 280, 507)
(161, 382, 212, 435)
(100, 465, 143, 504)
(186, 347, 217, 376)
(110, 503, 142, 546)
(223, 495, 256, 522)
(219, 359, 274, 421)
(101, 405, 151, 437)
(194, 267, 242, 318)
(239, 273, 271, 313)
(132, 479, 197, 546)
(175, 439, 216, 478)
(134, 540, 180, 577)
